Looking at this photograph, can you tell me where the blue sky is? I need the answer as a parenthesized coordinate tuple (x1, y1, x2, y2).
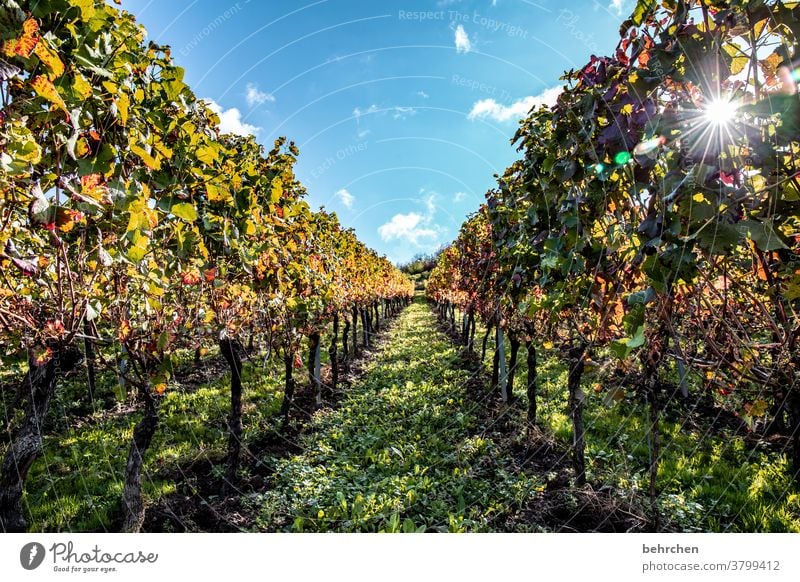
(120, 0, 632, 264)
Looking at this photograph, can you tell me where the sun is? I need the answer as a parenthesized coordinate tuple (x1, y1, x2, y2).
(703, 97, 739, 127)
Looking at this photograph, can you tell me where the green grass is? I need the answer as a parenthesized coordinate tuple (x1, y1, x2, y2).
(18, 358, 285, 531)
(460, 309, 800, 532)
(254, 299, 542, 532)
(3, 299, 798, 531)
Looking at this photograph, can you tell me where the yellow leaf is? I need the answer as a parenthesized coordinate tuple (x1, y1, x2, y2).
(692, 193, 706, 203)
(130, 143, 161, 170)
(271, 178, 283, 203)
(31, 75, 69, 117)
(196, 145, 218, 165)
(126, 196, 158, 232)
(116, 92, 130, 126)
(206, 183, 232, 203)
(75, 137, 90, 158)
(33, 41, 64, 80)
(542, 341, 554, 350)
(71, 72, 92, 100)
(748, 399, 769, 417)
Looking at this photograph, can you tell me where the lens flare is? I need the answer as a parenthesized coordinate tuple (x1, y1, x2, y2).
(614, 151, 632, 165)
(633, 135, 666, 156)
(704, 98, 739, 127)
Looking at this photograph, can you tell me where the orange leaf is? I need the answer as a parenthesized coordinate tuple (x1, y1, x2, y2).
(81, 173, 104, 191)
(181, 270, 201, 285)
(154, 383, 167, 395)
(2, 18, 39, 58)
(293, 353, 303, 369)
(118, 319, 132, 342)
(44, 320, 65, 336)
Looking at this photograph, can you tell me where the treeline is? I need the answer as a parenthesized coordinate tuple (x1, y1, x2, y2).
(398, 251, 442, 276)
(0, 0, 412, 532)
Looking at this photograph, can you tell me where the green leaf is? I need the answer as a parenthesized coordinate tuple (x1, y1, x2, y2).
(627, 287, 655, 306)
(86, 302, 101, 322)
(610, 325, 645, 359)
(696, 222, 741, 254)
(157, 330, 170, 352)
(171, 202, 197, 222)
(739, 219, 788, 252)
(127, 230, 150, 262)
(627, 325, 646, 349)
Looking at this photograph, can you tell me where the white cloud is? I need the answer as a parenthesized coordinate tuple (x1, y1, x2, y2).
(205, 100, 260, 136)
(335, 188, 355, 209)
(378, 213, 438, 245)
(357, 129, 371, 139)
(393, 106, 416, 120)
(422, 192, 436, 215)
(468, 86, 561, 122)
(609, 0, 626, 15)
(353, 104, 379, 120)
(417, 90, 430, 99)
(353, 104, 416, 121)
(453, 191, 467, 203)
(245, 83, 275, 107)
(454, 25, 472, 53)
(353, 105, 378, 119)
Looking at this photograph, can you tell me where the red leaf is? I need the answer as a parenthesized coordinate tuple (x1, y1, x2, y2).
(181, 270, 201, 285)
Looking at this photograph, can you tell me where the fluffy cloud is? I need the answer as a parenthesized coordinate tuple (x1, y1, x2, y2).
(453, 191, 467, 203)
(609, 0, 627, 15)
(467, 86, 561, 123)
(245, 83, 275, 107)
(336, 188, 355, 209)
(454, 25, 472, 53)
(205, 100, 260, 136)
(378, 212, 438, 245)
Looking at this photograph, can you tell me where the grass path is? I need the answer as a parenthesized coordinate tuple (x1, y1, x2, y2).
(253, 299, 540, 532)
